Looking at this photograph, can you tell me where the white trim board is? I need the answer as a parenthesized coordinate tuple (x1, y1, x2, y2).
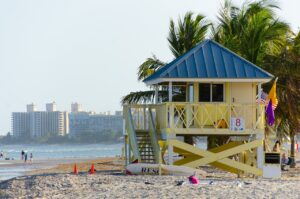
(145, 78, 272, 86)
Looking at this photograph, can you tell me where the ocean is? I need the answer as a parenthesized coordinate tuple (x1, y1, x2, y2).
(0, 143, 123, 160)
(0, 141, 207, 181)
(0, 143, 123, 181)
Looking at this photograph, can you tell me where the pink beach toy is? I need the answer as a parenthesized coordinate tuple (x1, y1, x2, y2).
(189, 175, 200, 185)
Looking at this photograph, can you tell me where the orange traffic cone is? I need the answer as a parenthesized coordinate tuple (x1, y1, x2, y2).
(73, 164, 78, 175)
(89, 164, 95, 174)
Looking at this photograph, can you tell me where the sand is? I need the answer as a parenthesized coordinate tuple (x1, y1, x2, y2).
(0, 157, 300, 199)
(1, 173, 300, 198)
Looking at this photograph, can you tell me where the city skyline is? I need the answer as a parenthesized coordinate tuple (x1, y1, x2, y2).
(11, 102, 120, 115)
(11, 102, 123, 138)
(0, 0, 299, 135)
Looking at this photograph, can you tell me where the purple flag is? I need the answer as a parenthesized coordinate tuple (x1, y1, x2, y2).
(266, 99, 275, 126)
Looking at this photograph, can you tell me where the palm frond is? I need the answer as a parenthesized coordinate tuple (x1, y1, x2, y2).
(121, 90, 168, 105)
(137, 55, 165, 81)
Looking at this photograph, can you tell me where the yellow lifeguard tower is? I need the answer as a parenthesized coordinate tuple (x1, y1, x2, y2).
(123, 40, 274, 177)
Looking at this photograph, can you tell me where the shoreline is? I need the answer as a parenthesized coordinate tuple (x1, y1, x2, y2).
(1, 156, 300, 198)
(27, 157, 124, 176)
(0, 140, 123, 145)
(0, 160, 299, 198)
(0, 156, 121, 181)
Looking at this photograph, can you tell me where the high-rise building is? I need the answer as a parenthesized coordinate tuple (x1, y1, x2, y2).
(12, 112, 30, 138)
(28, 111, 68, 138)
(69, 110, 123, 137)
(71, 102, 82, 113)
(12, 103, 69, 138)
(27, 103, 37, 112)
(46, 102, 57, 112)
(115, 111, 123, 116)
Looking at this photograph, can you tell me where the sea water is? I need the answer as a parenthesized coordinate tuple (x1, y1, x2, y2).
(0, 143, 123, 160)
(0, 141, 207, 181)
(0, 143, 123, 181)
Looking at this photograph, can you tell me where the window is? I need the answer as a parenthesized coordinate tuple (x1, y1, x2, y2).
(199, 83, 211, 102)
(212, 84, 224, 102)
(199, 83, 224, 102)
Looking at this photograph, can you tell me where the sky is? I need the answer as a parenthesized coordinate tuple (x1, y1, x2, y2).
(0, 0, 299, 135)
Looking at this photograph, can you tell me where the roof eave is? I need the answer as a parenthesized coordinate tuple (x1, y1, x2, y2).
(144, 77, 273, 86)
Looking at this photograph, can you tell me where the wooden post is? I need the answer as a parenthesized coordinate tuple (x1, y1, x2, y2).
(257, 83, 262, 124)
(168, 82, 172, 102)
(143, 107, 146, 129)
(158, 151, 162, 175)
(128, 137, 131, 163)
(256, 131, 264, 170)
(168, 82, 173, 128)
(168, 135, 174, 165)
(124, 134, 128, 166)
(155, 85, 158, 104)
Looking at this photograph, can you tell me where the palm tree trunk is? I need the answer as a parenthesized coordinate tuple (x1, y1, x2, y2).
(290, 133, 296, 168)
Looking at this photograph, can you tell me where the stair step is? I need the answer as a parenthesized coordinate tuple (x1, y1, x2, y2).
(139, 149, 153, 151)
(136, 134, 149, 136)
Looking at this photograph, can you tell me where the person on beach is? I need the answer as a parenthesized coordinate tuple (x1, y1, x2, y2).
(273, 140, 281, 152)
(24, 153, 28, 163)
(21, 150, 25, 160)
(30, 153, 33, 163)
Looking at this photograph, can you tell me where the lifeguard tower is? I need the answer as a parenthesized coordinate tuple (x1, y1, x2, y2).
(123, 39, 274, 177)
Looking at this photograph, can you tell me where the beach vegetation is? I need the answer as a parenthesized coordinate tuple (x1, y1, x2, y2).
(0, 130, 123, 144)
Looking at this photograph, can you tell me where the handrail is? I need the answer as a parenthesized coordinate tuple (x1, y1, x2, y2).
(148, 109, 161, 163)
(125, 102, 264, 132)
(123, 106, 141, 162)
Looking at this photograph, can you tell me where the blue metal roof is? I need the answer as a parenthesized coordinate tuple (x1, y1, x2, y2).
(143, 39, 273, 84)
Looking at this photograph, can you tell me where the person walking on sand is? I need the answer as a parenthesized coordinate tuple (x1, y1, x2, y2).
(29, 153, 33, 163)
(21, 150, 25, 160)
(24, 153, 28, 163)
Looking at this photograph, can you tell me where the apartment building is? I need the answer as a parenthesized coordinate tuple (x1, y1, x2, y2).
(12, 102, 69, 138)
(69, 107, 123, 137)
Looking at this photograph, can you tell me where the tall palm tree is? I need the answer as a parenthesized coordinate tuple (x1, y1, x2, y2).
(122, 12, 209, 104)
(263, 31, 300, 167)
(214, 0, 289, 65)
(213, 0, 300, 160)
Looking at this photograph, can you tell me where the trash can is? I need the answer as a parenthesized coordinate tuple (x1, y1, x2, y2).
(263, 152, 281, 178)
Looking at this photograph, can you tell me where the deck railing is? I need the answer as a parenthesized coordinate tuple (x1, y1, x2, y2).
(124, 102, 265, 133)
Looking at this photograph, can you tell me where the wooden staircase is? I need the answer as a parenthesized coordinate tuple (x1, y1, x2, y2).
(136, 130, 155, 163)
(124, 106, 160, 164)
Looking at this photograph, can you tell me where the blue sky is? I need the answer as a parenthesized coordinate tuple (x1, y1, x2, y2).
(0, 0, 299, 134)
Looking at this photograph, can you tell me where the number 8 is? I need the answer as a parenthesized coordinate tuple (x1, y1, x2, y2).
(236, 119, 241, 126)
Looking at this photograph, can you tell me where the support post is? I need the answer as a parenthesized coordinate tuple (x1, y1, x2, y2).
(124, 134, 128, 166)
(257, 83, 262, 120)
(128, 137, 131, 163)
(168, 82, 172, 102)
(168, 134, 174, 165)
(155, 85, 158, 104)
(256, 131, 264, 170)
(143, 107, 146, 129)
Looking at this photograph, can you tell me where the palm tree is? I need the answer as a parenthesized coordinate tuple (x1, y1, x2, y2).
(263, 31, 300, 167)
(213, 0, 300, 160)
(122, 12, 209, 104)
(214, 0, 289, 65)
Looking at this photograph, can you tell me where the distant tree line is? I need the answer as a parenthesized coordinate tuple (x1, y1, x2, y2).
(0, 130, 123, 144)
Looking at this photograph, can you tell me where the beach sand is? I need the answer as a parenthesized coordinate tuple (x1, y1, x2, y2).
(0, 157, 300, 198)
